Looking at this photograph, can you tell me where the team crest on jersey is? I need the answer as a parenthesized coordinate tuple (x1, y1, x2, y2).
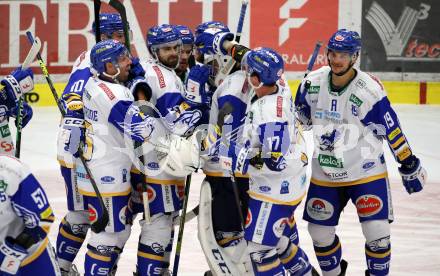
(306, 198, 334, 220)
(355, 195, 383, 217)
(319, 129, 341, 152)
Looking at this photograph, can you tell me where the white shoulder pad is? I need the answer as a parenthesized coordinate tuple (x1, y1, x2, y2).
(0, 156, 31, 195)
(216, 70, 248, 100)
(86, 78, 133, 103)
(144, 62, 183, 95)
(306, 65, 331, 81)
(354, 70, 387, 102)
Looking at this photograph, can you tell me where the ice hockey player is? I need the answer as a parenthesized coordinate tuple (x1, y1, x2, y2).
(0, 67, 34, 155)
(216, 47, 315, 275)
(0, 155, 60, 275)
(295, 29, 427, 276)
(128, 24, 204, 275)
(55, 13, 142, 275)
(185, 22, 253, 275)
(174, 25, 195, 83)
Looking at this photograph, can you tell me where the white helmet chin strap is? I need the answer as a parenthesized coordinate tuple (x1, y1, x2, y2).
(102, 67, 121, 84)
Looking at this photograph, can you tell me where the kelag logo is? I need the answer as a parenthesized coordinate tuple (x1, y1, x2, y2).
(250, 0, 338, 71)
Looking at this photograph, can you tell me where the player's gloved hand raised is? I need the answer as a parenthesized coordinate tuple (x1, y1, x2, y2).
(59, 112, 85, 157)
(195, 28, 234, 56)
(398, 155, 427, 194)
(184, 65, 210, 105)
(127, 76, 152, 101)
(219, 140, 250, 175)
(6, 101, 33, 128)
(1, 66, 34, 109)
(128, 57, 145, 81)
(0, 237, 28, 275)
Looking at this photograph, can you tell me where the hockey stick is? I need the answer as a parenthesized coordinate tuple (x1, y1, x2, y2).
(14, 37, 42, 158)
(94, 0, 131, 51)
(214, 0, 248, 86)
(305, 41, 323, 78)
(26, 31, 109, 233)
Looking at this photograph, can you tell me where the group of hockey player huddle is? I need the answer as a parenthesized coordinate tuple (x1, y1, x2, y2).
(0, 12, 427, 276)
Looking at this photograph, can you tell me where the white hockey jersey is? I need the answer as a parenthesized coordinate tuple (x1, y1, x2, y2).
(296, 66, 414, 186)
(243, 82, 308, 205)
(0, 155, 55, 263)
(80, 77, 154, 196)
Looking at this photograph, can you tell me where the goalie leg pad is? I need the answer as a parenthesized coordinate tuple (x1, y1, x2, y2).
(56, 211, 89, 270)
(362, 220, 391, 276)
(137, 212, 174, 275)
(198, 180, 253, 275)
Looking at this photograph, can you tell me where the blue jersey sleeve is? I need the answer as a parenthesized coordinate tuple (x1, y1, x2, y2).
(108, 100, 155, 142)
(61, 67, 92, 117)
(361, 96, 413, 163)
(10, 174, 54, 242)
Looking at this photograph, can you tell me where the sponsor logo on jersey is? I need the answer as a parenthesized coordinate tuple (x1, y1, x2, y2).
(306, 198, 334, 220)
(277, 96, 283, 117)
(349, 94, 363, 107)
(153, 66, 166, 88)
(356, 194, 383, 217)
(122, 169, 127, 183)
(300, 174, 307, 187)
(100, 176, 115, 184)
(273, 218, 288, 238)
(318, 154, 344, 168)
(308, 85, 320, 94)
(397, 146, 412, 161)
(325, 171, 348, 180)
(147, 162, 159, 170)
(0, 125, 11, 138)
(362, 161, 376, 171)
(314, 109, 342, 123)
(280, 181, 289, 194)
(355, 79, 366, 89)
(259, 185, 271, 193)
(177, 185, 184, 199)
(88, 204, 98, 223)
(245, 209, 252, 228)
(98, 83, 115, 100)
(0, 141, 14, 152)
(388, 127, 402, 141)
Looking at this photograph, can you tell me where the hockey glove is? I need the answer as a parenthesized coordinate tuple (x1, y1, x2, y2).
(219, 140, 250, 175)
(184, 65, 210, 105)
(60, 113, 85, 157)
(0, 237, 29, 275)
(398, 155, 427, 194)
(127, 57, 146, 81)
(0, 66, 34, 109)
(6, 101, 33, 128)
(195, 28, 234, 56)
(128, 77, 152, 101)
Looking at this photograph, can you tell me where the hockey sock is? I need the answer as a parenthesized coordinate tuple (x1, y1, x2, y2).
(84, 245, 118, 276)
(314, 235, 342, 275)
(279, 243, 312, 275)
(56, 217, 88, 271)
(249, 243, 284, 276)
(365, 238, 391, 276)
(137, 242, 166, 275)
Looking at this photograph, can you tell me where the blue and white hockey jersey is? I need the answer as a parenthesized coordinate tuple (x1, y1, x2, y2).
(295, 66, 413, 186)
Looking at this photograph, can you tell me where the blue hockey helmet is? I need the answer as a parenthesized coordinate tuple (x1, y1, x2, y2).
(92, 13, 129, 37)
(147, 24, 182, 53)
(175, 25, 194, 45)
(244, 47, 284, 86)
(195, 21, 229, 37)
(90, 40, 130, 75)
(327, 29, 361, 54)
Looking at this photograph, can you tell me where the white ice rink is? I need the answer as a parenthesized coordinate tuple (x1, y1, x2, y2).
(15, 105, 440, 275)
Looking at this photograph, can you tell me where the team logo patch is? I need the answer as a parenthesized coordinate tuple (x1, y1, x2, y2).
(306, 198, 334, 220)
(335, 35, 345, 41)
(88, 204, 98, 224)
(147, 186, 156, 202)
(176, 185, 184, 199)
(245, 209, 252, 228)
(273, 218, 288, 238)
(280, 181, 289, 194)
(356, 195, 383, 217)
